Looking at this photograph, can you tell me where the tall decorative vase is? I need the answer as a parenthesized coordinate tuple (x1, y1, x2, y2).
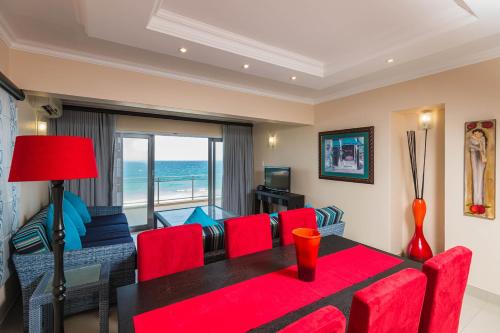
(406, 198, 433, 262)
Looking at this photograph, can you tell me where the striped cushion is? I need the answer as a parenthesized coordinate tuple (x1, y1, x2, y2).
(202, 224, 225, 252)
(11, 208, 51, 254)
(270, 215, 280, 239)
(315, 205, 344, 227)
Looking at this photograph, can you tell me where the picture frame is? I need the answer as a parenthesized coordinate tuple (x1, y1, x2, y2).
(319, 126, 374, 184)
(464, 119, 496, 220)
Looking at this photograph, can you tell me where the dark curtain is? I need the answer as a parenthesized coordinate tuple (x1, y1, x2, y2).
(49, 110, 116, 206)
(222, 125, 254, 215)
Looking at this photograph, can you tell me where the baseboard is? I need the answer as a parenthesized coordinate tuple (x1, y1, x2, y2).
(466, 284, 500, 306)
(0, 276, 20, 326)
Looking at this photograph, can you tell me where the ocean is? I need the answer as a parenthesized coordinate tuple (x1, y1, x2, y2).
(123, 160, 223, 204)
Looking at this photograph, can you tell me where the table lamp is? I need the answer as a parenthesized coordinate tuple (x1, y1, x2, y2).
(9, 136, 98, 333)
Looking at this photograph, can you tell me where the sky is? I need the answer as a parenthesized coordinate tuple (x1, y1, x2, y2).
(123, 135, 222, 161)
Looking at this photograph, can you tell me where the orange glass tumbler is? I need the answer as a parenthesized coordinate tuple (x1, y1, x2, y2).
(292, 228, 321, 282)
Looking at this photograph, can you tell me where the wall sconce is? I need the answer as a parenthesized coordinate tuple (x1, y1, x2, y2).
(268, 134, 277, 149)
(36, 120, 47, 135)
(419, 110, 433, 130)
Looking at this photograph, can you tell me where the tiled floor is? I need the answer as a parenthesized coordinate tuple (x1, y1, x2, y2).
(1, 289, 500, 332)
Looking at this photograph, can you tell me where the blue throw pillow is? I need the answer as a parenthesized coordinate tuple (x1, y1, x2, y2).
(46, 204, 83, 250)
(64, 191, 92, 224)
(184, 207, 217, 227)
(63, 199, 86, 236)
(269, 212, 278, 218)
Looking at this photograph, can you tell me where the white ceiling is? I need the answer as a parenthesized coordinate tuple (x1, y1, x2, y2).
(1, 0, 500, 104)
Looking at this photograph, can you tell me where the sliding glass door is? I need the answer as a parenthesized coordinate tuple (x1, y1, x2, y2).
(122, 134, 154, 230)
(121, 133, 222, 229)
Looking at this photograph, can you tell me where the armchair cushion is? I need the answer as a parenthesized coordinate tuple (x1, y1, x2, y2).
(315, 205, 344, 227)
(64, 191, 92, 223)
(11, 208, 51, 254)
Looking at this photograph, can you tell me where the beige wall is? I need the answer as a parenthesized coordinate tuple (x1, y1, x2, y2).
(116, 115, 222, 138)
(0, 40, 8, 74)
(8, 50, 313, 125)
(254, 57, 500, 296)
(0, 100, 49, 322)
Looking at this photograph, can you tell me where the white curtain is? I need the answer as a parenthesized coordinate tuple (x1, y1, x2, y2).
(0, 88, 20, 286)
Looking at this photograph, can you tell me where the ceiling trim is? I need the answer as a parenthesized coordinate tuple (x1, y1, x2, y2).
(147, 3, 324, 77)
(10, 40, 316, 105)
(314, 45, 500, 104)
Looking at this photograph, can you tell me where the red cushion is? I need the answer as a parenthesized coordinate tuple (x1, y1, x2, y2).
(278, 306, 346, 333)
(419, 246, 472, 333)
(348, 268, 427, 333)
(137, 224, 204, 282)
(224, 214, 273, 259)
(279, 208, 317, 246)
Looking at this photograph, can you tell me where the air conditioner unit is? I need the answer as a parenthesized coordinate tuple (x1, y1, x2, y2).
(28, 96, 63, 118)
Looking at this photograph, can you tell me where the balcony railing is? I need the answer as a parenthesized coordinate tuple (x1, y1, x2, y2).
(123, 176, 221, 206)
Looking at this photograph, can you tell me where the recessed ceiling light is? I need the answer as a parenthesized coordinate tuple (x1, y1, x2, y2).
(386, 58, 395, 64)
(291, 76, 297, 80)
(179, 47, 187, 53)
(243, 64, 250, 69)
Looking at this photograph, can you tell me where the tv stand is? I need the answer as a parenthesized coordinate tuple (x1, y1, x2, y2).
(254, 189, 305, 214)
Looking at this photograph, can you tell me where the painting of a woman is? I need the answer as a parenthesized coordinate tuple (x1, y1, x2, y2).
(464, 120, 496, 219)
(469, 129, 487, 208)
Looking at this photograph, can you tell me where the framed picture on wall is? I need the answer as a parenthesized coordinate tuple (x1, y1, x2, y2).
(464, 119, 496, 220)
(319, 126, 374, 184)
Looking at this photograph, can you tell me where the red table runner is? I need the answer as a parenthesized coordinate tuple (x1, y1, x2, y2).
(133, 245, 402, 333)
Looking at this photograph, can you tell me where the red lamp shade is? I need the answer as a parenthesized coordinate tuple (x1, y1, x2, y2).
(8, 136, 98, 182)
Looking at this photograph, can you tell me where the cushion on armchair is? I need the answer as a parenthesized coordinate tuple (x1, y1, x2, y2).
(63, 198, 86, 236)
(11, 208, 51, 254)
(64, 191, 92, 223)
(46, 204, 82, 250)
(315, 205, 344, 227)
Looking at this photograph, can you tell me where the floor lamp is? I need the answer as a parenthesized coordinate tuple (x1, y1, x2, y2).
(9, 136, 98, 333)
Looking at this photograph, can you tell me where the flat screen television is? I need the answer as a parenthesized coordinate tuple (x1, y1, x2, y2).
(264, 166, 291, 192)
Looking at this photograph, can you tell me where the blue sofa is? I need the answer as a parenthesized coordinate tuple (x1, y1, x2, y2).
(12, 206, 136, 332)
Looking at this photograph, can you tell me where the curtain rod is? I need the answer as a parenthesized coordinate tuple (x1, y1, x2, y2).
(0, 71, 25, 101)
(63, 104, 253, 127)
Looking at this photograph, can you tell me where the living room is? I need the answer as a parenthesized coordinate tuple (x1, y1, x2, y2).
(1, 1, 499, 332)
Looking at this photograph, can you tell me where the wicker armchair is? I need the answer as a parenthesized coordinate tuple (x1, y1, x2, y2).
(12, 206, 136, 332)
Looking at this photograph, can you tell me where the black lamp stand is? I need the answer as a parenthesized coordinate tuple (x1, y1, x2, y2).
(51, 180, 66, 333)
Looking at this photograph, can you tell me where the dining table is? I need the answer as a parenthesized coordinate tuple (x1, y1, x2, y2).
(117, 235, 421, 333)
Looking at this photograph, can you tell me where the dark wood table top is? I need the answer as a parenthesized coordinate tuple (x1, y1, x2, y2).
(117, 235, 421, 333)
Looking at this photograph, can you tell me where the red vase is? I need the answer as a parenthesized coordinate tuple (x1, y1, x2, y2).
(292, 228, 321, 282)
(407, 199, 433, 262)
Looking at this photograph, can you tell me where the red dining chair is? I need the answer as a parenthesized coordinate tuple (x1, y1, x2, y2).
(277, 305, 346, 333)
(224, 214, 273, 259)
(347, 268, 427, 333)
(418, 246, 472, 333)
(137, 224, 204, 282)
(279, 208, 317, 246)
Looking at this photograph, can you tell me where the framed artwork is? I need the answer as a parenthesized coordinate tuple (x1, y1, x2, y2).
(319, 126, 374, 184)
(464, 120, 496, 219)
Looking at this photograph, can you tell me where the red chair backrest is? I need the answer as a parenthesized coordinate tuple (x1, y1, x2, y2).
(279, 208, 317, 246)
(348, 268, 427, 333)
(419, 246, 472, 333)
(277, 305, 346, 333)
(137, 224, 204, 282)
(224, 214, 273, 259)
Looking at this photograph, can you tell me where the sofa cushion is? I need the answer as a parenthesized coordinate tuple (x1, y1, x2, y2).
(11, 208, 51, 254)
(63, 199, 86, 236)
(46, 205, 82, 250)
(64, 191, 92, 224)
(85, 213, 128, 228)
(81, 223, 131, 245)
(270, 214, 280, 239)
(202, 223, 225, 252)
(185, 207, 217, 227)
(82, 236, 133, 248)
(315, 205, 344, 227)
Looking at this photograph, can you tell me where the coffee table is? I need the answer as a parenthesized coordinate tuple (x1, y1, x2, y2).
(153, 205, 238, 228)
